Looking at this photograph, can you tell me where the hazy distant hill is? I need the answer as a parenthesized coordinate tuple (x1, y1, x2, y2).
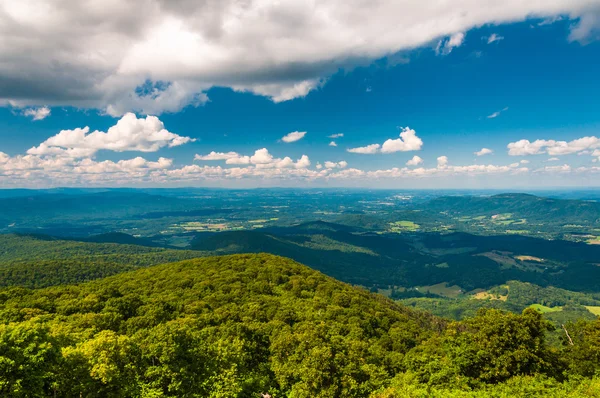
(423, 193, 600, 224)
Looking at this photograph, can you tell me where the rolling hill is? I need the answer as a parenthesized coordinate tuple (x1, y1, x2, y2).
(423, 193, 600, 224)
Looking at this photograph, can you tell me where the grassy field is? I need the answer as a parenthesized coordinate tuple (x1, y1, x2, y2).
(416, 282, 463, 298)
(389, 220, 420, 232)
(516, 255, 544, 262)
(529, 304, 563, 313)
(585, 306, 600, 316)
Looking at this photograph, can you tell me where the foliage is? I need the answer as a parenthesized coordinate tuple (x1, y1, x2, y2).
(0, 254, 598, 397)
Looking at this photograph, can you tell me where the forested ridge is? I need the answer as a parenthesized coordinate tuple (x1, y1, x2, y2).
(0, 234, 206, 288)
(0, 253, 599, 397)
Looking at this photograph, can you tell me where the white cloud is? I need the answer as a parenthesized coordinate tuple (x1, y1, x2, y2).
(520, 159, 530, 164)
(329, 141, 338, 147)
(324, 160, 348, 169)
(27, 113, 194, 158)
(347, 144, 381, 154)
(437, 156, 449, 168)
(22, 106, 51, 121)
(487, 107, 509, 119)
(195, 151, 240, 161)
(348, 127, 423, 154)
(328, 133, 344, 138)
(436, 32, 465, 55)
(226, 156, 251, 165)
(215, 148, 311, 169)
(475, 148, 493, 156)
(381, 127, 423, 153)
(486, 33, 504, 44)
(507, 136, 600, 156)
(0, 1, 598, 114)
(569, 9, 600, 43)
(536, 164, 571, 173)
(281, 131, 307, 143)
(406, 155, 423, 166)
(546, 157, 560, 162)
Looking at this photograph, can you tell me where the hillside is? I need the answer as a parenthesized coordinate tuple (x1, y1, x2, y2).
(191, 228, 600, 292)
(0, 234, 206, 288)
(0, 253, 598, 397)
(0, 254, 436, 397)
(190, 229, 419, 287)
(423, 193, 600, 225)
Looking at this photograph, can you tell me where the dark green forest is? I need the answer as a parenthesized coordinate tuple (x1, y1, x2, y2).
(0, 254, 599, 397)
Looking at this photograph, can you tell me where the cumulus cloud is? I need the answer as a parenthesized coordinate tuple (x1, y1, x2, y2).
(487, 107, 509, 119)
(328, 133, 344, 138)
(507, 136, 600, 156)
(437, 156, 449, 168)
(475, 148, 493, 156)
(194, 151, 240, 161)
(329, 141, 338, 147)
(28, 113, 194, 158)
(406, 155, 423, 166)
(546, 157, 560, 162)
(348, 127, 423, 154)
(347, 144, 381, 154)
(324, 160, 348, 169)
(22, 106, 51, 121)
(202, 148, 311, 169)
(281, 131, 307, 143)
(381, 127, 423, 153)
(0, 1, 598, 114)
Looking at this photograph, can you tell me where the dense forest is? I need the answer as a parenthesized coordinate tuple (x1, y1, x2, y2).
(0, 253, 599, 397)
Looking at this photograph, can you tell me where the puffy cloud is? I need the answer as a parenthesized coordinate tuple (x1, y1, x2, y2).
(281, 131, 307, 143)
(226, 156, 252, 165)
(437, 156, 449, 168)
(475, 148, 493, 156)
(347, 127, 423, 154)
(329, 141, 338, 147)
(347, 144, 381, 154)
(195, 151, 240, 161)
(487, 107, 509, 119)
(546, 157, 560, 162)
(520, 159, 530, 164)
(436, 32, 465, 55)
(328, 133, 344, 138)
(381, 127, 423, 153)
(1, 1, 598, 114)
(28, 113, 194, 158)
(251, 148, 274, 164)
(486, 33, 504, 44)
(406, 155, 423, 166)
(507, 136, 600, 156)
(22, 106, 51, 121)
(324, 160, 348, 169)
(210, 148, 311, 169)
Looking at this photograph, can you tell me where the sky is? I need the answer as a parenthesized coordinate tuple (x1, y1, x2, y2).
(1, 1, 600, 189)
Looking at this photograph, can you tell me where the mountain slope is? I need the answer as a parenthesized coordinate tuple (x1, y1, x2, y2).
(0, 253, 437, 397)
(0, 234, 206, 288)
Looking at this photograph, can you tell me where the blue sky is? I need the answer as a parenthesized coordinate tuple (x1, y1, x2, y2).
(1, 2, 600, 188)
